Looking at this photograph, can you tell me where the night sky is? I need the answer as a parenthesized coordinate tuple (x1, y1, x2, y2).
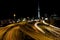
(40, 0, 60, 17)
(0, 0, 36, 19)
(0, 0, 60, 19)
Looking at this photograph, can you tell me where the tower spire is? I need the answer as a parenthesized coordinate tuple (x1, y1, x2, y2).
(38, 1, 40, 19)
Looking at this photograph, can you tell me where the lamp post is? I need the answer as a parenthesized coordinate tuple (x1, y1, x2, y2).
(13, 13, 16, 20)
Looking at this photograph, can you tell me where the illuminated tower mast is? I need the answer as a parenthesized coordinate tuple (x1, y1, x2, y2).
(38, 2, 40, 19)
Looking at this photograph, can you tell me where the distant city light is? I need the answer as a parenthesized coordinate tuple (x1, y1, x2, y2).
(22, 18, 26, 21)
(45, 18, 48, 20)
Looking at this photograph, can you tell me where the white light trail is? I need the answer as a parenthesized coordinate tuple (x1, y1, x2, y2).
(34, 22, 45, 34)
(44, 27, 60, 37)
(42, 20, 60, 30)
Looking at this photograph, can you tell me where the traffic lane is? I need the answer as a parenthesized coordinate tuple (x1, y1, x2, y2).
(0, 23, 18, 40)
(3, 26, 23, 40)
(19, 24, 54, 40)
(37, 25, 60, 40)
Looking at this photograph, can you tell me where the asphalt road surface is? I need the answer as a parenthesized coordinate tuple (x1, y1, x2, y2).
(0, 21, 60, 40)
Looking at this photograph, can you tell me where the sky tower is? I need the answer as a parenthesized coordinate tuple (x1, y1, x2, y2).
(38, 2, 40, 19)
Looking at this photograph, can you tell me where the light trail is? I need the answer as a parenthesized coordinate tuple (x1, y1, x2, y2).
(44, 26, 60, 38)
(42, 20, 60, 30)
(34, 22, 45, 34)
(0, 21, 60, 40)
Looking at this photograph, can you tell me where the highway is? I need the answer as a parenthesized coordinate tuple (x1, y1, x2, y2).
(0, 21, 60, 40)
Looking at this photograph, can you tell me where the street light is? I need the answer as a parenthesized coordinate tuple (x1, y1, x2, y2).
(13, 13, 16, 20)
